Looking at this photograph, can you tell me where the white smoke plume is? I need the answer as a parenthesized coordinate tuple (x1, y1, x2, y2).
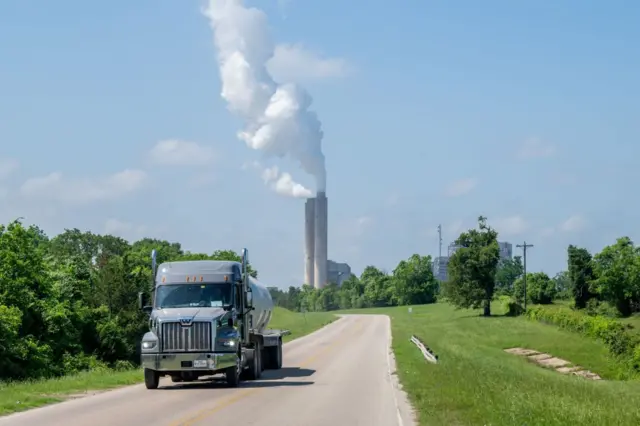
(262, 166, 312, 198)
(203, 0, 327, 196)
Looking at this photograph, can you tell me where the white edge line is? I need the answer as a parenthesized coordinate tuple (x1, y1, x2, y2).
(386, 315, 405, 426)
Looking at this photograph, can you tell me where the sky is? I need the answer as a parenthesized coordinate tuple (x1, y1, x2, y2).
(0, 0, 638, 288)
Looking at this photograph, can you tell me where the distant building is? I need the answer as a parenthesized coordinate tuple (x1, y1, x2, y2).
(432, 256, 449, 282)
(498, 241, 512, 260)
(327, 260, 352, 286)
(448, 243, 462, 257)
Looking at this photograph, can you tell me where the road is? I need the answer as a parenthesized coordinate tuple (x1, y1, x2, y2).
(0, 315, 415, 426)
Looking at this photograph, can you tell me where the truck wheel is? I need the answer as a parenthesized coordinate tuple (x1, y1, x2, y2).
(274, 339, 283, 370)
(144, 368, 160, 389)
(226, 356, 241, 388)
(246, 348, 261, 380)
(262, 347, 272, 370)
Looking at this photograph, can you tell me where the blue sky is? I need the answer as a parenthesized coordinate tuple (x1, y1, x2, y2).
(0, 0, 638, 288)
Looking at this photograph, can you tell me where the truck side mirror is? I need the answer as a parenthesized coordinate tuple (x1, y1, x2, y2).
(246, 289, 253, 308)
(138, 292, 145, 310)
(139, 292, 153, 313)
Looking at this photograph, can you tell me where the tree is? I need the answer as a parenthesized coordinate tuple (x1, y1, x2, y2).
(591, 237, 640, 317)
(442, 216, 500, 316)
(552, 271, 571, 300)
(392, 254, 438, 305)
(495, 256, 524, 296)
(361, 266, 393, 307)
(514, 272, 556, 305)
(567, 245, 595, 309)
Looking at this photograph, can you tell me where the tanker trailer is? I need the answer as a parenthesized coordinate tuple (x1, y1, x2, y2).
(137, 248, 290, 389)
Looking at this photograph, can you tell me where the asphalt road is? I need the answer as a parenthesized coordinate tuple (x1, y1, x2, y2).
(0, 315, 415, 426)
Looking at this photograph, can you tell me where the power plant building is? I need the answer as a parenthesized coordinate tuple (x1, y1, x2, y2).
(498, 241, 513, 260)
(327, 260, 352, 286)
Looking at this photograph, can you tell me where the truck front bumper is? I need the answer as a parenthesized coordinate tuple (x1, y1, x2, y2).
(141, 352, 237, 373)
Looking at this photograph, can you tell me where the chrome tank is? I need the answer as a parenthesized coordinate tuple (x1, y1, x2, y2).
(247, 276, 274, 334)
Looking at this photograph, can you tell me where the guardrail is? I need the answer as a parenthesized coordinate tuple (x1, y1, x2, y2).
(410, 335, 438, 363)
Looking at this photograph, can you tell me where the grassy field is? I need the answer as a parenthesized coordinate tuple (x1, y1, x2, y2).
(268, 306, 337, 342)
(341, 302, 640, 426)
(0, 307, 337, 416)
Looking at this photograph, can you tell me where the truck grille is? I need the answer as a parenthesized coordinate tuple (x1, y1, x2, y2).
(161, 321, 212, 352)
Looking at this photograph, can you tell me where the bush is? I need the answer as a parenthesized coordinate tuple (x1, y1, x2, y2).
(584, 299, 620, 318)
(526, 305, 640, 370)
(497, 295, 524, 316)
(113, 360, 135, 371)
(514, 272, 556, 305)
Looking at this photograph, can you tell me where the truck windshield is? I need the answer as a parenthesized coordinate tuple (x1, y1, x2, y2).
(155, 283, 232, 309)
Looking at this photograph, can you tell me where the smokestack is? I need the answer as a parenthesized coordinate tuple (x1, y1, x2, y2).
(314, 191, 328, 288)
(304, 197, 315, 287)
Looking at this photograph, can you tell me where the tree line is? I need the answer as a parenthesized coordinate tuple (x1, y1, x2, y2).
(0, 220, 254, 381)
(437, 216, 640, 319)
(0, 219, 439, 381)
(268, 253, 439, 312)
(2, 216, 636, 381)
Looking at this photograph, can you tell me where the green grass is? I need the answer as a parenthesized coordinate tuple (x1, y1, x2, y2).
(269, 306, 337, 342)
(0, 307, 337, 416)
(340, 302, 640, 426)
(0, 369, 143, 415)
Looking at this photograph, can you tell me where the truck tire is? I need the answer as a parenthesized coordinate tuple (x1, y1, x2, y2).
(144, 368, 160, 389)
(245, 347, 262, 380)
(262, 347, 271, 370)
(226, 355, 241, 388)
(274, 339, 283, 370)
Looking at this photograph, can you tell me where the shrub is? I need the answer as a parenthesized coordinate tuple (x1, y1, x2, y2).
(514, 272, 556, 305)
(497, 295, 524, 316)
(526, 306, 640, 370)
(584, 299, 620, 318)
(113, 360, 135, 371)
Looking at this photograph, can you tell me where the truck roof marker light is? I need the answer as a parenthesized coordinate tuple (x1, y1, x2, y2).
(193, 276, 196, 282)
(162, 276, 166, 283)
(186, 276, 190, 282)
(224, 275, 229, 282)
(200, 276, 203, 282)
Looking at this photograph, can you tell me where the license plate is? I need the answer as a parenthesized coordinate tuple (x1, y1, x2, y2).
(193, 360, 207, 368)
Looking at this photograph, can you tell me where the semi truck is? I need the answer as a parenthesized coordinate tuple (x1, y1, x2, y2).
(137, 248, 289, 389)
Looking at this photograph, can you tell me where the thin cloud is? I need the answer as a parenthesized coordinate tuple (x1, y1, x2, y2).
(20, 169, 147, 205)
(492, 215, 529, 236)
(444, 178, 478, 197)
(148, 139, 215, 166)
(517, 137, 556, 160)
(559, 215, 586, 232)
(0, 158, 19, 180)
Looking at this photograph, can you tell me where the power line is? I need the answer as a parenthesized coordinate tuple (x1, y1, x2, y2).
(516, 241, 534, 310)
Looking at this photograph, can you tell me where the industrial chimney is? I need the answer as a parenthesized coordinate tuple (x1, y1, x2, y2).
(304, 197, 315, 287)
(313, 191, 328, 288)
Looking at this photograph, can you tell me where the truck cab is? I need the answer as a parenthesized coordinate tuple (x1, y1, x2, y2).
(138, 248, 287, 389)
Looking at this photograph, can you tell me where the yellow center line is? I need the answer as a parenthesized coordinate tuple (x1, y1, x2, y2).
(171, 319, 365, 426)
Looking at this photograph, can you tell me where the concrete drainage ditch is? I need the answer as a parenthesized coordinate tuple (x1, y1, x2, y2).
(505, 347, 602, 380)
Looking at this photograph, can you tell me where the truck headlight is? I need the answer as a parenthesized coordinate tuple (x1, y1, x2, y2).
(218, 339, 235, 347)
(142, 341, 157, 350)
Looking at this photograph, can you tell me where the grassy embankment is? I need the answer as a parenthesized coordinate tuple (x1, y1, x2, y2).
(341, 302, 640, 426)
(0, 307, 337, 415)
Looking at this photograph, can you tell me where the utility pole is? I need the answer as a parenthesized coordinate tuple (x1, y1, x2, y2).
(437, 224, 442, 258)
(516, 241, 534, 310)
